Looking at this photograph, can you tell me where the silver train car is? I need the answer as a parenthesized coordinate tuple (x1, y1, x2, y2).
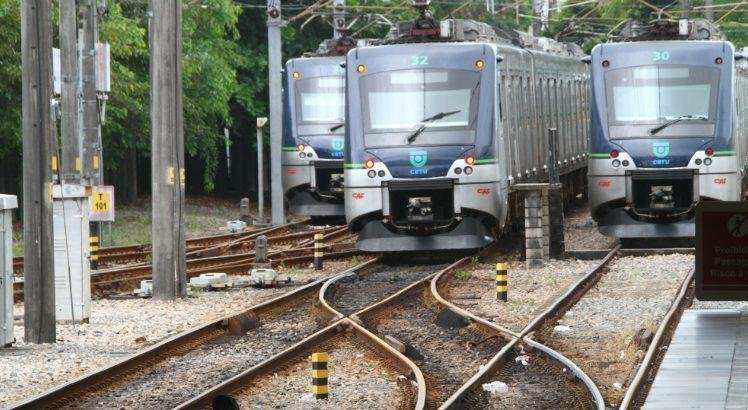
(587, 20, 748, 238)
(344, 17, 589, 252)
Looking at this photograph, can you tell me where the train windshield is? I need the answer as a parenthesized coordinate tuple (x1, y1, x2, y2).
(359, 69, 480, 147)
(605, 65, 719, 127)
(295, 76, 345, 124)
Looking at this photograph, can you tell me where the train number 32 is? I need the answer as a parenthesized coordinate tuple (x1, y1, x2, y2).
(653, 51, 670, 61)
(411, 55, 429, 66)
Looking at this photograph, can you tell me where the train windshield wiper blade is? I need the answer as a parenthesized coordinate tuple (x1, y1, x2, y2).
(406, 110, 462, 144)
(648, 115, 708, 135)
(329, 122, 345, 132)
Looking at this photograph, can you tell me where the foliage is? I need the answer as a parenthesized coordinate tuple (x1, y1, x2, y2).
(0, 0, 745, 196)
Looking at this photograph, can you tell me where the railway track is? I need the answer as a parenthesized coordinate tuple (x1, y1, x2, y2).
(12, 225, 357, 303)
(13, 258, 378, 409)
(510, 246, 694, 408)
(11, 221, 339, 273)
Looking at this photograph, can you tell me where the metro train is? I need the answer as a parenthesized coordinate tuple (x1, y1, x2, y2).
(587, 19, 748, 238)
(344, 13, 590, 252)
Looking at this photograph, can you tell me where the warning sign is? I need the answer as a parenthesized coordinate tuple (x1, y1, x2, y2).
(696, 201, 748, 301)
(90, 185, 115, 222)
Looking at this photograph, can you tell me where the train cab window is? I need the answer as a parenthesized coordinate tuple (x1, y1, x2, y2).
(359, 69, 481, 147)
(604, 65, 719, 137)
(294, 76, 345, 132)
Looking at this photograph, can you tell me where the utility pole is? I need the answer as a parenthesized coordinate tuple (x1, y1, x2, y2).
(59, 0, 81, 183)
(532, 0, 542, 36)
(81, 0, 101, 187)
(268, 0, 284, 225)
(149, 0, 186, 299)
(333, 0, 345, 39)
(681, 0, 690, 18)
(22, 0, 56, 343)
(704, 0, 713, 21)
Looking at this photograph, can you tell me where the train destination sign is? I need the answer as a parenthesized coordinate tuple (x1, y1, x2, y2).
(696, 201, 748, 301)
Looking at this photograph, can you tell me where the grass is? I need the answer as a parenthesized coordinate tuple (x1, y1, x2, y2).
(453, 269, 472, 280)
(12, 196, 244, 256)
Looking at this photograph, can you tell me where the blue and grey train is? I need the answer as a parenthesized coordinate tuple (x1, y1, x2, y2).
(344, 16, 589, 252)
(282, 54, 348, 217)
(587, 20, 748, 238)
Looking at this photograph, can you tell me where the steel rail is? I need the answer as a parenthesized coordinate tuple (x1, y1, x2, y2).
(175, 318, 426, 410)
(11, 256, 376, 409)
(431, 260, 605, 410)
(12, 226, 356, 302)
(518, 245, 620, 338)
(618, 267, 695, 409)
(11, 275, 329, 409)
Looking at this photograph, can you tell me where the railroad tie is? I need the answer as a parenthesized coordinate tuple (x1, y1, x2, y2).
(314, 233, 324, 270)
(496, 263, 508, 302)
(90, 236, 99, 269)
(311, 351, 329, 399)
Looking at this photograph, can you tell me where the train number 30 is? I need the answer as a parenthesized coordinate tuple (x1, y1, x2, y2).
(653, 51, 670, 61)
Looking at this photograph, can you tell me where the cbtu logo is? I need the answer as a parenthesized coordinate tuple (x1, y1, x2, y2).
(409, 150, 428, 175)
(653, 142, 670, 158)
(331, 138, 344, 151)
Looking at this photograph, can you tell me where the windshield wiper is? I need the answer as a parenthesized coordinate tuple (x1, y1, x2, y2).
(406, 110, 462, 144)
(648, 115, 708, 135)
(329, 122, 345, 132)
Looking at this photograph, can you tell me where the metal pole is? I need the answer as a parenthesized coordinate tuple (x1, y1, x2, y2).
(333, 0, 345, 39)
(22, 0, 56, 343)
(150, 0, 186, 299)
(81, 0, 99, 186)
(59, 0, 81, 183)
(705, 0, 713, 21)
(532, 0, 542, 35)
(267, 0, 284, 225)
(681, 0, 690, 18)
(224, 127, 231, 177)
(548, 128, 559, 185)
(256, 118, 267, 223)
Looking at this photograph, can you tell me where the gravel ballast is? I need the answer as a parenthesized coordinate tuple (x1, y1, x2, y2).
(537, 253, 693, 407)
(233, 336, 410, 409)
(0, 265, 354, 407)
(443, 259, 599, 332)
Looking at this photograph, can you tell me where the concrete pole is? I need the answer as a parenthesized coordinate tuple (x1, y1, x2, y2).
(681, 0, 690, 18)
(81, 0, 100, 186)
(704, 0, 713, 21)
(22, 0, 56, 343)
(59, 0, 81, 183)
(333, 0, 345, 39)
(150, 0, 186, 299)
(257, 118, 268, 223)
(532, 0, 542, 35)
(268, 0, 284, 225)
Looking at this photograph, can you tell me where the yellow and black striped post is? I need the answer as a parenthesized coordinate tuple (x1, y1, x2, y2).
(496, 263, 507, 302)
(314, 233, 324, 270)
(90, 236, 99, 270)
(311, 352, 329, 399)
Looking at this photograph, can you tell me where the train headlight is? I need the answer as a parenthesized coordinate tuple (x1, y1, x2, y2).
(364, 159, 375, 169)
(695, 158, 702, 165)
(378, 170, 385, 177)
(367, 170, 376, 178)
(715, 57, 723, 65)
(602, 60, 610, 68)
(297, 144, 305, 152)
(622, 160, 629, 167)
(612, 159, 621, 168)
(454, 167, 462, 175)
(299, 152, 306, 159)
(357, 64, 367, 74)
(474, 60, 485, 70)
(465, 155, 476, 165)
(464, 166, 473, 175)
(610, 149, 619, 158)
(292, 71, 301, 79)
(705, 147, 714, 156)
(704, 158, 712, 166)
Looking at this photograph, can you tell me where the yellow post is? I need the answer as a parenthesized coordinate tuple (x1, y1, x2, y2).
(496, 263, 507, 301)
(311, 352, 329, 399)
(90, 236, 99, 269)
(314, 233, 324, 270)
